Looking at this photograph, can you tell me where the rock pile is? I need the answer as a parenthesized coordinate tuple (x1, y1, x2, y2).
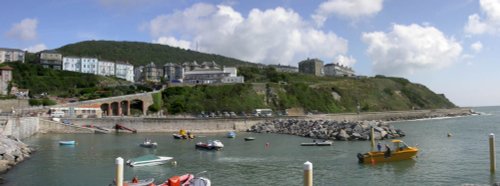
(248, 119, 406, 141)
(0, 135, 34, 175)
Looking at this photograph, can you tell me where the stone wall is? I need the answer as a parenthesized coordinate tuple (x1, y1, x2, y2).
(0, 99, 29, 113)
(66, 117, 267, 133)
(0, 117, 39, 139)
(38, 119, 94, 134)
(310, 108, 473, 121)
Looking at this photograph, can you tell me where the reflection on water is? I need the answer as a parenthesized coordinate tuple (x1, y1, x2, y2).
(3, 106, 500, 185)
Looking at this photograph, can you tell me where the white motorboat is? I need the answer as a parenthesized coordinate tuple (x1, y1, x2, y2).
(126, 154, 173, 167)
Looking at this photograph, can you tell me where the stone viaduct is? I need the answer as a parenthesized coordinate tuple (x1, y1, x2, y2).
(59, 91, 160, 116)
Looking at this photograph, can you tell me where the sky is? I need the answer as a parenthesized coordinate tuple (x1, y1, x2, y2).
(1, 0, 499, 107)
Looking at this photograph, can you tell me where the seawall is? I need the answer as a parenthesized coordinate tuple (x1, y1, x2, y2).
(66, 117, 268, 133)
(309, 108, 473, 121)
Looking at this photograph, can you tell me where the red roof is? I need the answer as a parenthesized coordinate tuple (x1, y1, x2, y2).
(0, 66, 13, 70)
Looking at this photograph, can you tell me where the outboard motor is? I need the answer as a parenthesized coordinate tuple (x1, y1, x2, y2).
(357, 153, 364, 163)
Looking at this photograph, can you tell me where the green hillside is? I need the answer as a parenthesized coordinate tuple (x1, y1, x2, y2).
(3, 62, 150, 100)
(56, 40, 256, 67)
(162, 67, 456, 114)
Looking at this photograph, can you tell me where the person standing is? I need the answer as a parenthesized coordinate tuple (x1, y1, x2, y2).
(377, 142, 382, 152)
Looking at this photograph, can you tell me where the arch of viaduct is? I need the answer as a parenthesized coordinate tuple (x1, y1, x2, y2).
(60, 92, 156, 116)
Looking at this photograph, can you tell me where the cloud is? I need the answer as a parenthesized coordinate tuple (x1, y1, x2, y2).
(362, 24, 463, 75)
(6, 18, 38, 41)
(470, 41, 483, 53)
(153, 36, 191, 49)
(464, 0, 500, 35)
(334, 55, 356, 67)
(24, 43, 47, 53)
(312, 0, 384, 26)
(144, 3, 348, 65)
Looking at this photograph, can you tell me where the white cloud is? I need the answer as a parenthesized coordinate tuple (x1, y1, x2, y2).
(470, 41, 483, 53)
(334, 55, 356, 67)
(153, 36, 191, 49)
(465, 0, 500, 35)
(312, 0, 384, 26)
(6, 18, 38, 41)
(362, 24, 463, 75)
(24, 43, 47, 53)
(144, 3, 348, 65)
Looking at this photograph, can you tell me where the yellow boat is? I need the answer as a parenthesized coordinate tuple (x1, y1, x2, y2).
(357, 139, 418, 164)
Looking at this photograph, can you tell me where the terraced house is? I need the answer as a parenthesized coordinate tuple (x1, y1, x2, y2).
(0, 48, 25, 63)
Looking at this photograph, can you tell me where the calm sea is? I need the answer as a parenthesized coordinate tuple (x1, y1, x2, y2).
(3, 106, 500, 186)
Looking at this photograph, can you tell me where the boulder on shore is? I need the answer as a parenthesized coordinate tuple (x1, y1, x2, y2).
(249, 119, 406, 141)
(0, 135, 34, 174)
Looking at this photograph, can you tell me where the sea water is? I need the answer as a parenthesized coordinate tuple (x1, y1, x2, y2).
(3, 106, 500, 186)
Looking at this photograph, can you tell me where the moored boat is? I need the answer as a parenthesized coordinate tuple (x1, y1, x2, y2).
(195, 140, 224, 151)
(173, 129, 195, 139)
(300, 140, 333, 146)
(59, 140, 76, 145)
(244, 137, 255, 141)
(139, 139, 157, 148)
(126, 154, 173, 167)
(110, 178, 155, 186)
(227, 131, 236, 138)
(157, 173, 211, 186)
(357, 139, 418, 164)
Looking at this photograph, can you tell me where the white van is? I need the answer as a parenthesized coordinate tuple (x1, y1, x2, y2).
(50, 111, 65, 118)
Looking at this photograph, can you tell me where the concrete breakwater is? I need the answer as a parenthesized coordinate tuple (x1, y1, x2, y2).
(0, 135, 34, 182)
(249, 119, 405, 141)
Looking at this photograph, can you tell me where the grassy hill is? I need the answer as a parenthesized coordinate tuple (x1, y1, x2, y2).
(56, 40, 256, 67)
(162, 67, 456, 114)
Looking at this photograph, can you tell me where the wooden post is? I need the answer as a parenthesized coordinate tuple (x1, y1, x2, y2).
(490, 133, 496, 173)
(371, 127, 375, 151)
(304, 161, 312, 186)
(116, 157, 124, 186)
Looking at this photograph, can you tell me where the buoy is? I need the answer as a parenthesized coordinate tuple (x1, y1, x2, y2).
(171, 160, 177, 166)
(447, 133, 452, 137)
(265, 142, 270, 148)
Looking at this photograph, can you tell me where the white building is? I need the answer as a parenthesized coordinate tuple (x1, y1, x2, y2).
(324, 63, 355, 77)
(98, 60, 115, 76)
(0, 48, 25, 63)
(223, 67, 238, 77)
(62, 56, 81, 72)
(115, 62, 134, 82)
(81, 57, 98, 74)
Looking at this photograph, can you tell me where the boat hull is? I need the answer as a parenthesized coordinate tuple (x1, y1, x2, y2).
(195, 144, 223, 151)
(358, 148, 418, 164)
(244, 137, 255, 141)
(139, 143, 157, 148)
(127, 156, 173, 167)
(111, 178, 155, 186)
(59, 141, 76, 145)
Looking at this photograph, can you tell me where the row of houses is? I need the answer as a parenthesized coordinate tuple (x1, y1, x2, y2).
(137, 61, 244, 84)
(0, 48, 25, 63)
(298, 58, 355, 77)
(0, 48, 245, 84)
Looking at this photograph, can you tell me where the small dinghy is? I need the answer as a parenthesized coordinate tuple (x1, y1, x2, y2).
(300, 140, 333, 146)
(140, 138, 157, 148)
(110, 177, 155, 186)
(126, 154, 173, 167)
(227, 131, 236, 138)
(244, 137, 255, 141)
(195, 140, 224, 151)
(59, 140, 76, 145)
(157, 172, 211, 186)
